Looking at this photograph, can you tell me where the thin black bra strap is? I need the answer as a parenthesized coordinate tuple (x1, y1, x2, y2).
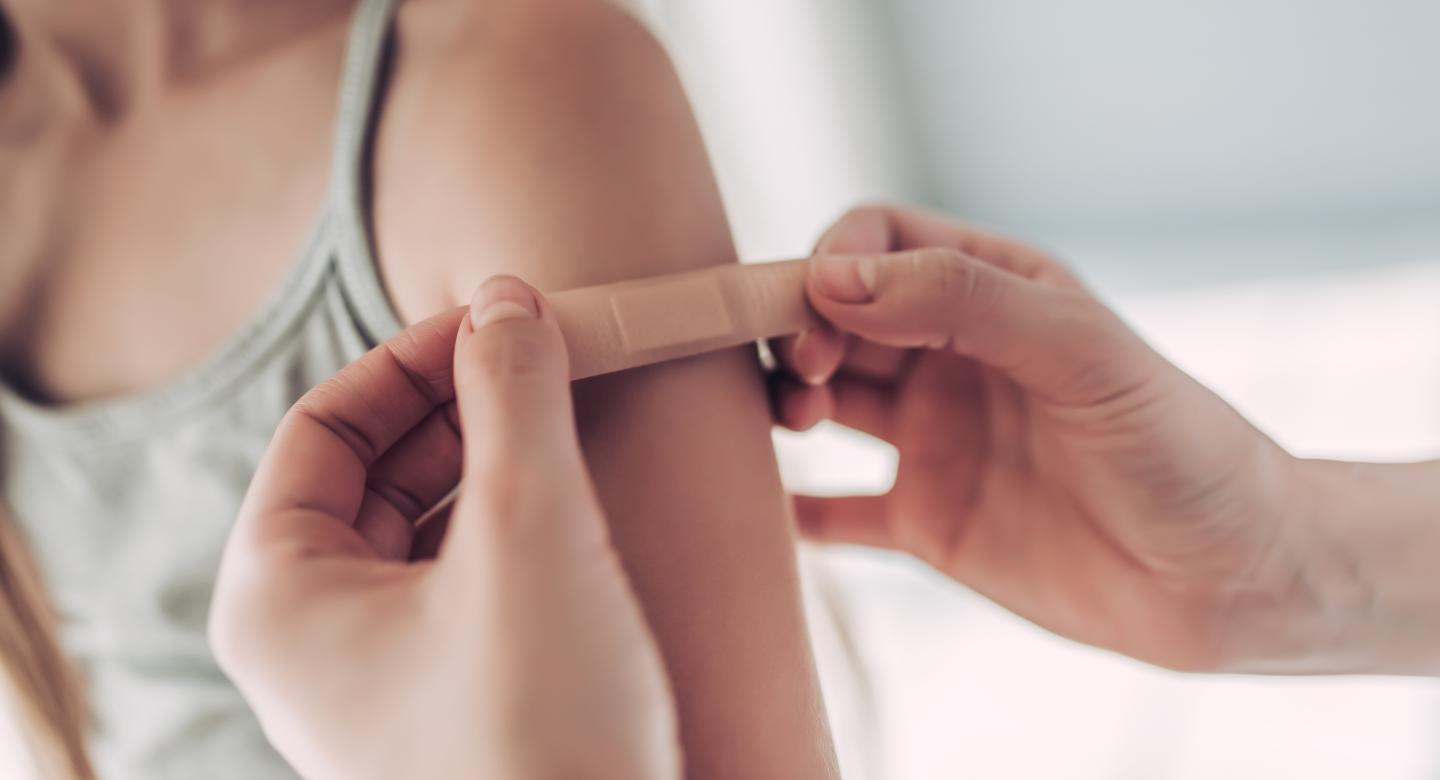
(327, 0, 406, 344)
(0, 11, 16, 81)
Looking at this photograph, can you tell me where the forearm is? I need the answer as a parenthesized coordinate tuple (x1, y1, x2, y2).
(1239, 458, 1440, 675)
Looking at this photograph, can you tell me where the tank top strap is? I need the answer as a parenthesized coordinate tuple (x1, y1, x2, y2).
(326, 0, 406, 344)
(0, 0, 406, 447)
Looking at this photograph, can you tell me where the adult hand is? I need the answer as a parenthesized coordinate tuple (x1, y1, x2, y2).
(210, 277, 679, 780)
(771, 206, 1357, 673)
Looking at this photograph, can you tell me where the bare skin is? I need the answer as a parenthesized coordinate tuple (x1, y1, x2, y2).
(213, 278, 681, 780)
(773, 205, 1440, 675)
(0, 1, 837, 776)
(0, 0, 350, 401)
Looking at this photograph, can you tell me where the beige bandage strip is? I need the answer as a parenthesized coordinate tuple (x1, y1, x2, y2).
(413, 259, 816, 530)
(549, 258, 818, 380)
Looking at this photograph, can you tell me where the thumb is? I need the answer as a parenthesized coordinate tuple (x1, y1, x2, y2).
(814, 206, 895, 255)
(806, 249, 1158, 407)
(449, 276, 601, 554)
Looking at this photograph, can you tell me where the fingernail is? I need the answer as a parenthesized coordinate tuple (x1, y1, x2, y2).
(470, 275, 539, 329)
(792, 330, 826, 386)
(812, 255, 877, 304)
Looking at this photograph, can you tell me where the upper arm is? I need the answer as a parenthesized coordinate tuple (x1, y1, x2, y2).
(375, 0, 730, 307)
(373, 2, 836, 777)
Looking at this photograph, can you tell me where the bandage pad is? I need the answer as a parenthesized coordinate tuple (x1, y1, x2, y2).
(549, 258, 818, 380)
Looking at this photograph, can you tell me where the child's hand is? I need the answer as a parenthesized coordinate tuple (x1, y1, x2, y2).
(211, 277, 679, 780)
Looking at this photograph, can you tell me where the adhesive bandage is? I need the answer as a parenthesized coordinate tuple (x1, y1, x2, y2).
(548, 258, 818, 380)
(411, 259, 818, 532)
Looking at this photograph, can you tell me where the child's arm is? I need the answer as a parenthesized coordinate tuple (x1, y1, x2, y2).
(372, 2, 838, 777)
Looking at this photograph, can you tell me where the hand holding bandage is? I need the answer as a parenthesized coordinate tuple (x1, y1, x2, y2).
(211, 277, 680, 780)
(769, 205, 1336, 674)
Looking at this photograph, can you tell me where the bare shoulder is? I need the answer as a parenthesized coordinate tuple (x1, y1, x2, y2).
(372, 0, 730, 323)
(368, 8, 842, 773)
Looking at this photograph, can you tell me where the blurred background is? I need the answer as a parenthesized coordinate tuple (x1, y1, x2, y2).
(654, 1, 1440, 777)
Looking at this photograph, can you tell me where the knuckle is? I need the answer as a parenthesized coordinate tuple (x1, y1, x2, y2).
(914, 245, 965, 263)
(909, 246, 966, 274)
(1049, 290, 1115, 340)
(908, 248, 1012, 352)
(467, 466, 556, 540)
(466, 327, 558, 384)
(293, 382, 382, 462)
(912, 247, 983, 304)
(937, 250, 981, 298)
(1031, 249, 1085, 288)
(383, 326, 452, 402)
(469, 453, 561, 510)
(823, 204, 897, 251)
(1044, 294, 1151, 406)
(840, 203, 891, 225)
(1032, 244, 1068, 272)
(850, 202, 887, 214)
(474, 470, 525, 518)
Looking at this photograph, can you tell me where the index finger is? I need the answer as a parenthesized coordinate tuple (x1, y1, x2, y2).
(778, 204, 1060, 388)
(818, 205, 1081, 287)
(236, 307, 467, 556)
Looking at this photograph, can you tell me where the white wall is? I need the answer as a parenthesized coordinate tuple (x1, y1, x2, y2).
(660, 0, 927, 260)
(889, 0, 1440, 238)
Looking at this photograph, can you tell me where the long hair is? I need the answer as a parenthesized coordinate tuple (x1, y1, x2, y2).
(1, 12, 93, 776)
(0, 515, 93, 779)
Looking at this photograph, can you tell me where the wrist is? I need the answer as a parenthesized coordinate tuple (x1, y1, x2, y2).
(1243, 456, 1375, 673)
(1203, 450, 1344, 673)
(1226, 457, 1440, 675)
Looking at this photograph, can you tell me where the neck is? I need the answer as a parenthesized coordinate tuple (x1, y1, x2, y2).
(1, 0, 353, 120)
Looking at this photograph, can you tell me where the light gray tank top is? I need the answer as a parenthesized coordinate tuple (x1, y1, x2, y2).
(0, 1, 404, 777)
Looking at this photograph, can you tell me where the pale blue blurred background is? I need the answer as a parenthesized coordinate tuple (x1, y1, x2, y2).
(654, 1, 1440, 777)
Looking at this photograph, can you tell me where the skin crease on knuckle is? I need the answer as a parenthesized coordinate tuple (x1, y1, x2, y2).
(469, 430, 583, 504)
(292, 386, 384, 464)
(913, 247, 992, 353)
(468, 327, 558, 385)
(839, 205, 895, 248)
(1031, 294, 1152, 411)
(938, 251, 993, 343)
(383, 325, 455, 402)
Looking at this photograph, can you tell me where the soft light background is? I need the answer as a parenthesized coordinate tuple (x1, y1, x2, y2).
(659, 1, 1440, 778)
